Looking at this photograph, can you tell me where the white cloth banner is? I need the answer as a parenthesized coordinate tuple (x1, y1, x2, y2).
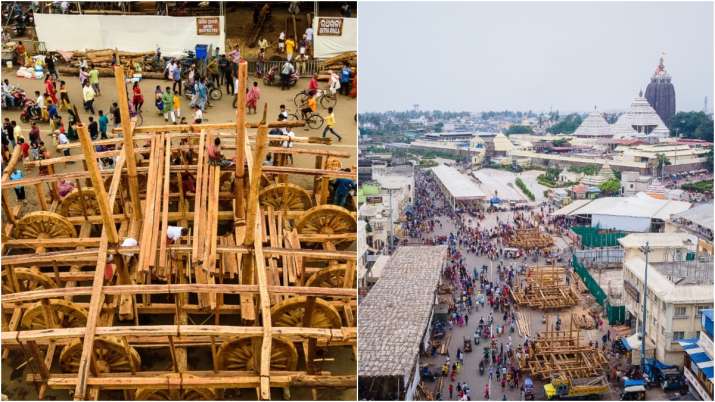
(312, 17, 357, 59)
(34, 14, 225, 57)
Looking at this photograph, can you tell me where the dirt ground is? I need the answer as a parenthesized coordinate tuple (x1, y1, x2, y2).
(2, 67, 356, 211)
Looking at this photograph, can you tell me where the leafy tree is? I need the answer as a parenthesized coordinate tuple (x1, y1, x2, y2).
(551, 138, 570, 147)
(548, 113, 583, 134)
(707, 149, 713, 173)
(505, 125, 533, 135)
(655, 153, 671, 178)
(669, 111, 714, 142)
(599, 178, 621, 195)
(433, 122, 444, 132)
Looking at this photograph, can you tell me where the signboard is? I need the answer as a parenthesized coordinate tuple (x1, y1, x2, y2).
(317, 17, 343, 36)
(366, 195, 383, 204)
(197, 17, 220, 35)
(624, 280, 640, 303)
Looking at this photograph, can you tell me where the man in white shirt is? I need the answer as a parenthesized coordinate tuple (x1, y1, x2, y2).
(58, 130, 70, 156)
(282, 128, 295, 164)
(82, 82, 96, 114)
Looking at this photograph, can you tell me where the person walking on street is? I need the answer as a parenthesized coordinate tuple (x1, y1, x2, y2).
(340, 62, 352, 95)
(162, 87, 176, 123)
(246, 81, 260, 114)
(89, 65, 101, 96)
(322, 107, 342, 141)
(172, 61, 182, 95)
(82, 81, 96, 114)
(280, 60, 294, 90)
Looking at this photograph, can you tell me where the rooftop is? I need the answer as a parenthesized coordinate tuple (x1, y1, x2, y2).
(618, 232, 697, 249)
(624, 256, 713, 303)
(552, 192, 691, 220)
(431, 165, 486, 200)
(671, 202, 714, 233)
(358, 245, 448, 377)
(573, 109, 613, 137)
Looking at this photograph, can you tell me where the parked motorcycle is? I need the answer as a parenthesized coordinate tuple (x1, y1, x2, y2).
(19, 99, 43, 123)
(262, 65, 298, 87)
(183, 81, 223, 103)
(2, 88, 27, 110)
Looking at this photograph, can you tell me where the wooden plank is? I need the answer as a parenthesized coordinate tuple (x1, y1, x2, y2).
(113, 66, 142, 223)
(72, 229, 109, 400)
(158, 135, 172, 275)
(76, 123, 119, 243)
(191, 130, 207, 265)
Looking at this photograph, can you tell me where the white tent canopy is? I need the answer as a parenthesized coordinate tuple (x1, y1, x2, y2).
(432, 165, 485, 200)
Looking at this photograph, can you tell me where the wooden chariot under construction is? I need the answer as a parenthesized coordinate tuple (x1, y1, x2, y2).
(519, 321, 608, 381)
(510, 266, 579, 309)
(1, 63, 357, 400)
(508, 228, 554, 250)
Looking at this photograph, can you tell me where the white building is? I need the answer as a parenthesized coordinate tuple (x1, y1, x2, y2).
(573, 108, 613, 138)
(611, 92, 671, 140)
(619, 233, 714, 366)
(431, 164, 486, 210)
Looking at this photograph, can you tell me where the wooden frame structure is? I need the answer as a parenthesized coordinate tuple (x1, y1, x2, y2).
(510, 266, 579, 309)
(508, 228, 554, 250)
(1, 63, 357, 400)
(519, 320, 608, 381)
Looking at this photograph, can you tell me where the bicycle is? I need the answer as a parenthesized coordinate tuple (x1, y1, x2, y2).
(288, 109, 324, 130)
(293, 89, 338, 109)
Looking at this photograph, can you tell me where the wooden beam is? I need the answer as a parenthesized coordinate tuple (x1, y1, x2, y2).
(235, 60, 248, 220)
(262, 166, 356, 179)
(3, 325, 356, 344)
(25, 372, 356, 390)
(111, 120, 305, 134)
(72, 228, 109, 400)
(76, 123, 119, 244)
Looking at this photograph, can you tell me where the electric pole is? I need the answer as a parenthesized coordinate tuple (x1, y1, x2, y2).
(639, 241, 652, 369)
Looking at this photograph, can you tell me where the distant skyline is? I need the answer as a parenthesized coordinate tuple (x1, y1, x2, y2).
(359, 2, 714, 113)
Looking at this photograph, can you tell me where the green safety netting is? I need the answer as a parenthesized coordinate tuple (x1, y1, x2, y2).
(571, 225, 627, 248)
(571, 255, 625, 325)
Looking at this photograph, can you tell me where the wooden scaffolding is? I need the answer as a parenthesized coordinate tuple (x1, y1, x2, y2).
(510, 266, 579, 309)
(519, 321, 608, 381)
(1, 63, 357, 400)
(508, 228, 554, 250)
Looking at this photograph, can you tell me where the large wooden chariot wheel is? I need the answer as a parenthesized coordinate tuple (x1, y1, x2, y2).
(1, 267, 56, 294)
(57, 188, 118, 217)
(270, 296, 342, 329)
(14, 211, 77, 239)
(135, 388, 216, 400)
(295, 205, 356, 249)
(217, 335, 298, 372)
(21, 299, 87, 330)
(259, 183, 313, 211)
(60, 337, 140, 373)
(305, 266, 355, 288)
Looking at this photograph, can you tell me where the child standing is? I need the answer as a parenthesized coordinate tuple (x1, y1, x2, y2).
(98, 110, 109, 139)
(322, 107, 342, 141)
(173, 92, 181, 119)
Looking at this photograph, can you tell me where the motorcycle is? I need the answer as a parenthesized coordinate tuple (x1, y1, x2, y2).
(479, 360, 485, 376)
(19, 99, 43, 123)
(262, 65, 298, 87)
(183, 81, 223, 102)
(2, 88, 27, 110)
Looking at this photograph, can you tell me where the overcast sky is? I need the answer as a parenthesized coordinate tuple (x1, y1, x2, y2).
(359, 2, 714, 113)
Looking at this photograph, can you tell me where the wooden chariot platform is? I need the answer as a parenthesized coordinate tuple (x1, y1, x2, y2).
(510, 266, 579, 310)
(1, 63, 357, 400)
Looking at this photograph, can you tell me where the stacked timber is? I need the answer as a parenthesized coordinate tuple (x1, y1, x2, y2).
(320, 51, 356, 70)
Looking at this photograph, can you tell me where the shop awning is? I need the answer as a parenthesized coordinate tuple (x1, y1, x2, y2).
(678, 338, 714, 383)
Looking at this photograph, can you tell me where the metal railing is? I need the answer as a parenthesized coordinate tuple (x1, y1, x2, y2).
(246, 59, 323, 78)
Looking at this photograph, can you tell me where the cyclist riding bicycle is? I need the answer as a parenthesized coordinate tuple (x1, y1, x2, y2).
(300, 93, 318, 121)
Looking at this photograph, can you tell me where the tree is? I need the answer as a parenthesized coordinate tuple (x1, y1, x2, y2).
(707, 149, 714, 173)
(433, 122, 444, 132)
(669, 111, 714, 142)
(548, 113, 583, 134)
(552, 138, 570, 147)
(655, 153, 671, 178)
(505, 125, 533, 135)
(599, 178, 621, 195)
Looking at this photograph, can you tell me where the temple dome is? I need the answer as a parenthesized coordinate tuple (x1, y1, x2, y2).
(645, 54, 676, 128)
(573, 108, 612, 138)
(611, 92, 670, 139)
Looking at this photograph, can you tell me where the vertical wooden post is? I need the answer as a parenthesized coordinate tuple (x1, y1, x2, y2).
(113, 66, 143, 227)
(234, 61, 248, 220)
(77, 124, 119, 244)
(244, 105, 269, 246)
